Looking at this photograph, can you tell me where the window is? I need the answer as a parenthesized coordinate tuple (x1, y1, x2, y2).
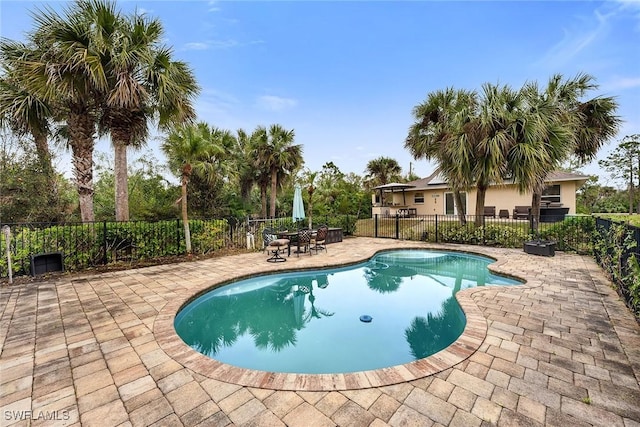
(541, 185, 561, 203)
(414, 192, 425, 204)
(445, 192, 467, 215)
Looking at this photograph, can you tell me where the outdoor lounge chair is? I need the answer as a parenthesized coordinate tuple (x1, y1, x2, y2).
(513, 206, 531, 220)
(311, 225, 329, 254)
(483, 206, 496, 218)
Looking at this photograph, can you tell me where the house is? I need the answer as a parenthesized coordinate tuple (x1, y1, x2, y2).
(371, 171, 588, 218)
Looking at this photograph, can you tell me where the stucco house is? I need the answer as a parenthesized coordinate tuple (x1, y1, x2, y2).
(371, 171, 588, 219)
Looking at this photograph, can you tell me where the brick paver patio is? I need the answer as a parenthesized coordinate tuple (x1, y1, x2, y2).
(1, 238, 639, 426)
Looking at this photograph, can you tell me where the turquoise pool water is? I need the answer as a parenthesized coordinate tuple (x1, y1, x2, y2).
(174, 250, 521, 374)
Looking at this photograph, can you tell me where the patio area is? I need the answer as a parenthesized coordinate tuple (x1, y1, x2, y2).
(1, 237, 639, 426)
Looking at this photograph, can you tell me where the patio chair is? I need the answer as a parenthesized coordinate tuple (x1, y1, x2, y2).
(513, 206, 531, 220)
(296, 228, 313, 256)
(263, 227, 289, 262)
(483, 206, 496, 218)
(311, 225, 329, 254)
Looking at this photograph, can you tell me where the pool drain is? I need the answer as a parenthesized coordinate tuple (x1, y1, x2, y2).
(359, 315, 372, 323)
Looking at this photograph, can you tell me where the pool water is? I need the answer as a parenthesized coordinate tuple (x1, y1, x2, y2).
(174, 250, 521, 374)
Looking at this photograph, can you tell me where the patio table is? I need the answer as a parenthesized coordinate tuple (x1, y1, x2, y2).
(278, 230, 316, 256)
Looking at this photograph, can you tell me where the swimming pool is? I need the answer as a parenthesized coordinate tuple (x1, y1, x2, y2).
(174, 250, 521, 374)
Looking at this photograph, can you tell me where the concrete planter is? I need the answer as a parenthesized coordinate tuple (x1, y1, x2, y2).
(524, 240, 556, 256)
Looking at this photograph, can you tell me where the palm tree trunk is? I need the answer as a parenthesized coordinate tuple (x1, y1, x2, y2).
(68, 112, 95, 222)
(260, 185, 268, 218)
(270, 169, 278, 218)
(530, 190, 542, 234)
(474, 185, 487, 227)
(454, 191, 467, 225)
(181, 176, 191, 254)
(308, 197, 314, 229)
(32, 130, 58, 213)
(114, 141, 130, 221)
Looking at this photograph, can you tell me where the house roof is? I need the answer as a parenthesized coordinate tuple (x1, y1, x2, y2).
(372, 182, 416, 191)
(404, 170, 589, 191)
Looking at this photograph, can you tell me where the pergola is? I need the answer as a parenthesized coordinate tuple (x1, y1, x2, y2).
(373, 182, 416, 206)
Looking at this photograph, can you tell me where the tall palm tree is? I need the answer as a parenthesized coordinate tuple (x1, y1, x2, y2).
(510, 74, 620, 227)
(1, 1, 112, 221)
(234, 129, 257, 204)
(405, 88, 478, 224)
(467, 83, 523, 225)
(254, 124, 303, 218)
(364, 156, 402, 188)
(0, 73, 58, 209)
(251, 126, 271, 218)
(97, 8, 198, 221)
(162, 123, 225, 253)
(304, 169, 318, 229)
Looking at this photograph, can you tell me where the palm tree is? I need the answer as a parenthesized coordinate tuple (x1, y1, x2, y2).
(100, 8, 198, 221)
(0, 1, 113, 222)
(303, 169, 318, 229)
(234, 128, 257, 205)
(162, 123, 225, 253)
(510, 74, 620, 228)
(405, 88, 478, 224)
(364, 156, 402, 188)
(467, 83, 524, 225)
(0, 73, 58, 211)
(254, 124, 303, 218)
(251, 126, 271, 218)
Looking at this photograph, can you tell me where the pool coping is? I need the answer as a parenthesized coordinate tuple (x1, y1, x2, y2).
(153, 247, 527, 391)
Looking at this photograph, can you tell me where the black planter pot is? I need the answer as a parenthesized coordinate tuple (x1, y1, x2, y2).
(524, 240, 556, 256)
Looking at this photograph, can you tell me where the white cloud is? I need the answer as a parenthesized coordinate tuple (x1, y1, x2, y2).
(601, 76, 640, 92)
(255, 95, 298, 112)
(184, 42, 209, 51)
(208, 1, 221, 13)
(539, 9, 613, 68)
(182, 39, 262, 51)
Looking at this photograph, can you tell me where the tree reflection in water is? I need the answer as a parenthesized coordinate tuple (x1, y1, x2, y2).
(178, 274, 333, 357)
(404, 297, 465, 359)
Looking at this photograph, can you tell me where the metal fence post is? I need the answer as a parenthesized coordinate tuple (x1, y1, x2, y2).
(435, 215, 439, 243)
(482, 215, 486, 245)
(395, 214, 400, 239)
(103, 220, 108, 265)
(374, 214, 379, 238)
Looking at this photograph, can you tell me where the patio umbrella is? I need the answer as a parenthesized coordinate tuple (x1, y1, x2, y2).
(292, 184, 306, 227)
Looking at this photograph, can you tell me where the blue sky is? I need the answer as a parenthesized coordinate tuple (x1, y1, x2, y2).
(1, 1, 639, 186)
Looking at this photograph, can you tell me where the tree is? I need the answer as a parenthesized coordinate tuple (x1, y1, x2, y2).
(512, 74, 620, 227)
(364, 156, 402, 188)
(0, 74, 58, 212)
(0, 1, 116, 222)
(253, 124, 303, 218)
(98, 7, 198, 221)
(0, 127, 76, 223)
(301, 169, 318, 229)
(599, 134, 640, 214)
(234, 128, 257, 205)
(405, 88, 480, 224)
(162, 123, 225, 253)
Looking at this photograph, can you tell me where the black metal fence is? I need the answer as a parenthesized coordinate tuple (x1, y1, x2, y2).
(593, 218, 640, 316)
(352, 214, 595, 254)
(0, 214, 363, 279)
(0, 213, 598, 280)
